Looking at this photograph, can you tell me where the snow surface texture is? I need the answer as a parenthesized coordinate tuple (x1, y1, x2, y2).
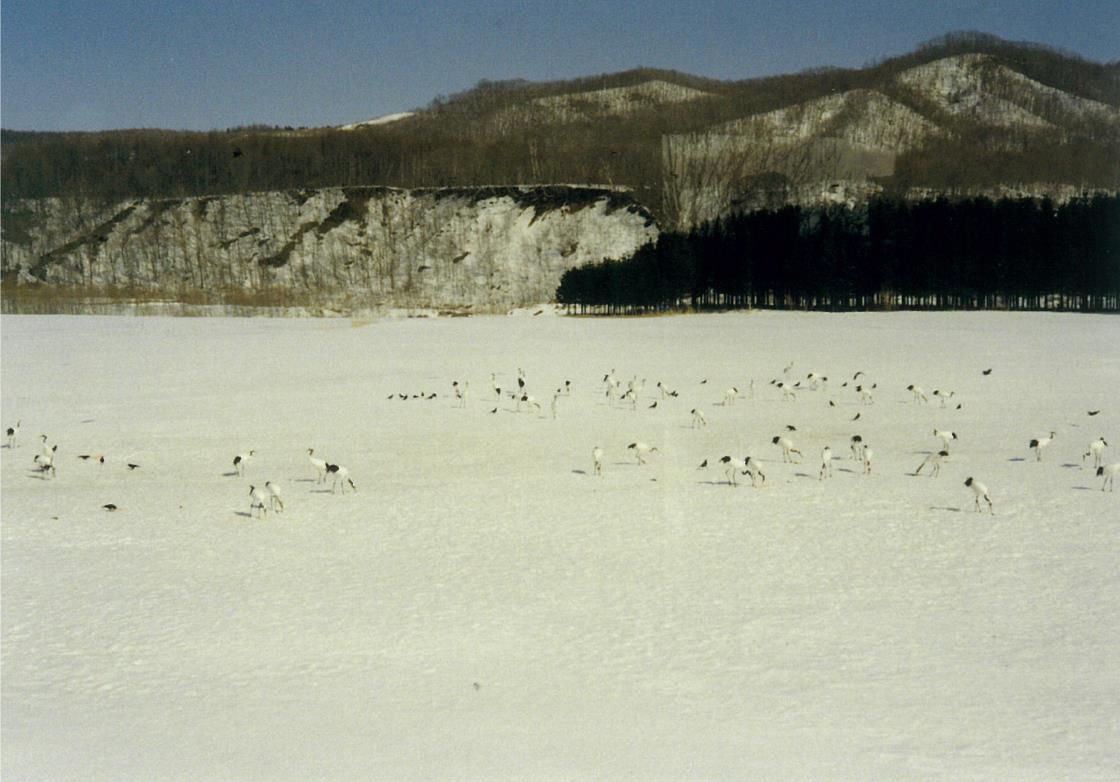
(2, 311, 1118, 781)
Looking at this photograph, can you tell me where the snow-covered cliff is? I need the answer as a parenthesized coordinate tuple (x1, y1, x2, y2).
(2, 186, 658, 312)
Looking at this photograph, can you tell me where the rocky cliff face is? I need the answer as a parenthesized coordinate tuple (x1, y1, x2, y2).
(2, 186, 658, 312)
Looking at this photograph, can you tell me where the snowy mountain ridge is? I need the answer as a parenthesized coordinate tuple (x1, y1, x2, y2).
(661, 53, 1120, 226)
(896, 54, 1120, 131)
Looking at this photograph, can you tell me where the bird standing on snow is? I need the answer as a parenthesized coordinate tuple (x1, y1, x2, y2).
(819, 446, 833, 480)
(249, 485, 269, 517)
(772, 435, 802, 463)
(264, 481, 285, 512)
(1029, 432, 1056, 462)
(6, 420, 20, 448)
(233, 449, 255, 476)
(1082, 438, 1108, 469)
(627, 442, 658, 465)
(965, 477, 993, 514)
(933, 429, 958, 452)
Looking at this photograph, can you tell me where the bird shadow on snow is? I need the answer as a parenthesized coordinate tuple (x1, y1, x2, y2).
(1071, 485, 1097, 492)
(571, 469, 588, 476)
(292, 478, 318, 484)
(929, 506, 964, 513)
(1007, 457, 1028, 463)
(232, 511, 254, 519)
(1060, 463, 1080, 469)
(221, 471, 240, 478)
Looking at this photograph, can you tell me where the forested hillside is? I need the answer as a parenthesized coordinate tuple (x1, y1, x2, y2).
(3, 33, 1118, 229)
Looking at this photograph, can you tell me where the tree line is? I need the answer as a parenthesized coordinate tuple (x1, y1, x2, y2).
(555, 195, 1120, 313)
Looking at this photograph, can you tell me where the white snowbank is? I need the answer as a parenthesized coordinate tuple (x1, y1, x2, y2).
(2, 311, 1118, 780)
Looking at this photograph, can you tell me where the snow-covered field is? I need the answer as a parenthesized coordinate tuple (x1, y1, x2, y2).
(2, 311, 1118, 780)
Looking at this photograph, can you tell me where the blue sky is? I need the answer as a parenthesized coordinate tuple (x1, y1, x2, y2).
(2, 1, 1117, 131)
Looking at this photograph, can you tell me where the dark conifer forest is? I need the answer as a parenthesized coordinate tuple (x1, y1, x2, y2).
(556, 196, 1120, 313)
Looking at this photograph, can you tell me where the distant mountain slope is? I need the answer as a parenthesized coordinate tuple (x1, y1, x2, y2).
(3, 32, 1118, 230)
(528, 79, 715, 118)
(714, 89, 941, 151)
(896, 54, 1120, 133)
(483, 79, 717, 133)
(659, 50, 1120, 224)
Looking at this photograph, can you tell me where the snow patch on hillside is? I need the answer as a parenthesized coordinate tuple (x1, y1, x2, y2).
(896, 54, 1120, 132)
(533, 79, 713, 113)
(338, 112, 416, 130)
(491, 80, 714, 130)
(718, 89, 941, 152)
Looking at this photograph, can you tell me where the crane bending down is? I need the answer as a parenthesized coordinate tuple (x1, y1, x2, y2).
(627, 442, 658, 465)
